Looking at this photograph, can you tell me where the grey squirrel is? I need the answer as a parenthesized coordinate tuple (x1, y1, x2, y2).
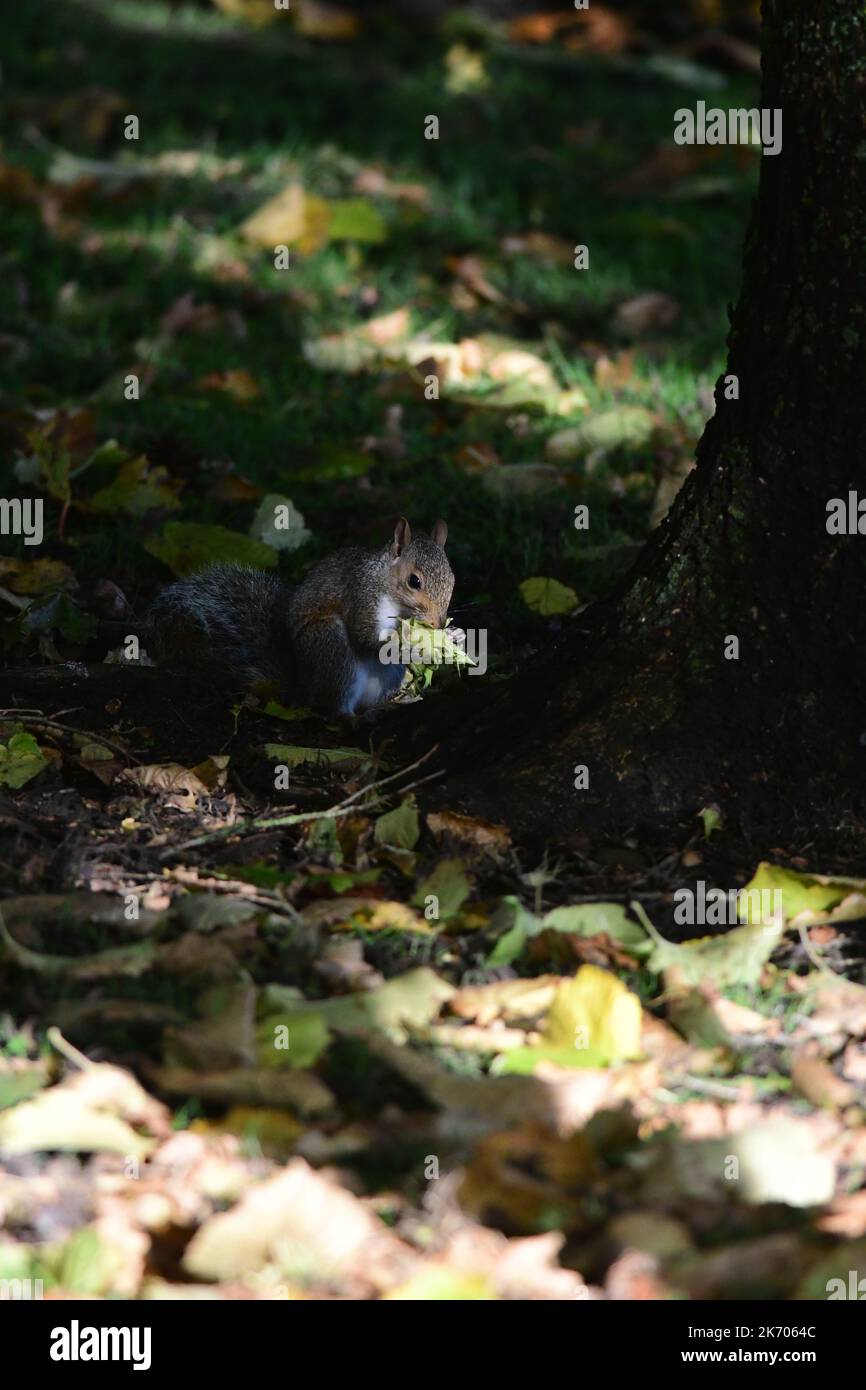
(146, 517, 455, 716)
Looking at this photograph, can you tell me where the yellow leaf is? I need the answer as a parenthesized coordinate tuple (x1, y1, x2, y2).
(519, 576, 579, 616)
(212, 0, 280, 26)
(544, 965, 643, 1063)
(444, 43, 489, 94)
(239, 183, 331, 253)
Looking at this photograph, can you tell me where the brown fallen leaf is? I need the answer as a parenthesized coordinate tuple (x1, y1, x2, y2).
(315, 939, 385, 994)
(500, 231, 574, 266)
(791, 1050, 857, 1110)
(0, 162, 40, 203)
(450, 976, 561, 1027)
(605, 1249, 675, 1301)
(459, 1123, 598, 1231)
(183, 1159, 412, 1290)
(594, 349, 636, 391)
(508, 11, 582, 43)
(294, 0, 360, 40)
(452, 442, 502, 476)
(841, 1042, 866, 1083)
(361, 307, 410, 347)
(808, 976, 866, 1038)
(563, 5, 634, 54)
(609, 142, 718, 196)
(427, 809, 511, 856)
(189, 754, 230, 792)
(120, 762, 210, 809)
(613, 292, 680, 337)
(353, 167, 429, 208)
(447, 254, 506, 305)
(159, 293, 223, 338)
(147, 1064, 335, 1116)
(418, 1022, 527, 1052)
(487, 348, 557, 391)
(438, 1228, 593, 1301)
(817, 1191, 866, 1238)
(197, 369, 262, 402)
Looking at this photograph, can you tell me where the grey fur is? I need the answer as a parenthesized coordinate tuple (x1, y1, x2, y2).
(146, 522, 454, 716)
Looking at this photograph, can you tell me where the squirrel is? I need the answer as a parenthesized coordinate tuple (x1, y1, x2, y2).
(145, 517, 455, 716)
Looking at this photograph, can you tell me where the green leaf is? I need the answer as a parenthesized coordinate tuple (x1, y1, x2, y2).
(519, 577, 579, 616)
(375, 798, 420, 850)
(740, 861, 866, 926)
(256, 1011, 332, 1070)
(542, 902, 650, 955)
(88, 454, 181, 517)
(263, 701, 314, 722)
(0, 732, 48, 788)
(328, 198, 387, 244)
(402, 619, 474, 668)
(0, 1060, 50, 1110)
(633, 901, 784, 988)
(486, 896, 541, 965)
(259, 968, 454, 1048)
(264, 744, 368, 768)
(412, 858, 472, 920)
(304, 446, 371, 481)
(698, 804, 723, 838)
(546, 406, 657, 459)
(249, 494, 311, 552)
(22, 592, 97, 642)
(58, 1227, 121, 1296)
(144, 522, 278, 577)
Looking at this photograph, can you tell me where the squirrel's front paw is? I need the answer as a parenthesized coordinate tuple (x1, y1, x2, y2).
(445, 625, 466, 650)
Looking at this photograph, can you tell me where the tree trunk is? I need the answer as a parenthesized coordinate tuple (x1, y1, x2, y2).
(439, 0, 866, 841)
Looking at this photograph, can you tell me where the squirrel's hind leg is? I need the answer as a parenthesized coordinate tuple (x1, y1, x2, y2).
(293, 618, 405, 716)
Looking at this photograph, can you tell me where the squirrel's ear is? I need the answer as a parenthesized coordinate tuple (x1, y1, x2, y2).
(391, 517, 411, 558)
(431, 519, 448, 548)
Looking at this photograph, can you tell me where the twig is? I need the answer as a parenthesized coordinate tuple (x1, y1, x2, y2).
(0, 711, 134, 764)
(46, 1026, 96, 1071)
(162, 745, 441, 859)
(681, 1075, 749, 1101)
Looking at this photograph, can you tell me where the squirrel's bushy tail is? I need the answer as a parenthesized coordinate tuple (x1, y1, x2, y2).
(146, 564, 294, 690)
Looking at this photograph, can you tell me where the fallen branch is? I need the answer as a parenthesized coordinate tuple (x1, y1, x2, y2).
(161, 745, 443, 860)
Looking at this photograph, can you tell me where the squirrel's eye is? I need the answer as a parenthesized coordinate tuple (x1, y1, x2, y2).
(408, 573, 422, 590)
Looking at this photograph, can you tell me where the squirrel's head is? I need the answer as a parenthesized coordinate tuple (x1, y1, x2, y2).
(386, 517, 454, 629)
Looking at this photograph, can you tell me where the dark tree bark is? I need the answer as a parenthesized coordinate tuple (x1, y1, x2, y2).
(439, 0, 866, 841)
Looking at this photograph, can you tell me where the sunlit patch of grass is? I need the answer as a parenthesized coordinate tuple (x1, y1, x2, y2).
(2, 0, 759, 608)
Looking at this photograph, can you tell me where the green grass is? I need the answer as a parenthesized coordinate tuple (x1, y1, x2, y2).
(1, 0, 760, 619)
